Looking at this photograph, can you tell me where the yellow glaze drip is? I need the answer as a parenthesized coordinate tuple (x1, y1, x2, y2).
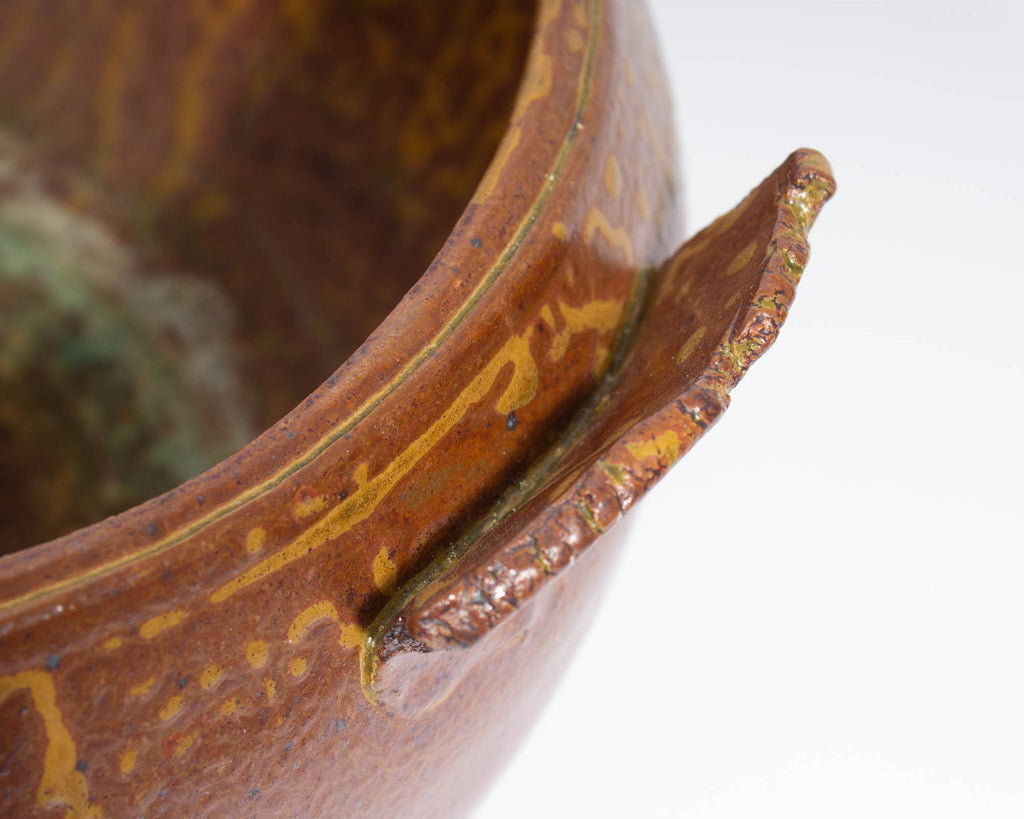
(245, 640, 268, 669)
(603, 155, 621, 198)
(139, 609, 188, 639)
(199, 664, 223, 690)
(159, 694, 184, 721)
(726, 241, 758, 277)
(245, 528, 266, 554)
(288, 601, 340, 643)
(550, 297, 625, 361)
(627, 430, 682, 465)
(119, 747, 138, 775)
(373, 548, 398, 596)
(172, 730, 199, 759)
(583, 207, 634, 264)
(128, 677, 156, 698)
(211, 331, 540, 603)
(0, 671, 102, 817)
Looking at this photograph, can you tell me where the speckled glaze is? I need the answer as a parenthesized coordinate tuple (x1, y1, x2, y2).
(0, 1, 834, 816)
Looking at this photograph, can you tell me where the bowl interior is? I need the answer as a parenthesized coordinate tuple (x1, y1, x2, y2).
(0, 0, 537, 554)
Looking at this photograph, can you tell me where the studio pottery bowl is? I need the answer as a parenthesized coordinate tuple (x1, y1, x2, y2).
(0, 1, 834, 815)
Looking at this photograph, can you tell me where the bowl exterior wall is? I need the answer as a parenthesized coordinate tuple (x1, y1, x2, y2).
(0, 2, 682, 816)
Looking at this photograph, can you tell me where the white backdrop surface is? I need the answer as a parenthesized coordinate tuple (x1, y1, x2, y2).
(477, 1, 1024, 816)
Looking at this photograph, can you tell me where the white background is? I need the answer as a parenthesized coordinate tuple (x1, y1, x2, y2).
(479, 1, 1024, 816)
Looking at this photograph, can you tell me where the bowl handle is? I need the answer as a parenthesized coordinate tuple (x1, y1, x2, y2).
(363, 149, 836, 716)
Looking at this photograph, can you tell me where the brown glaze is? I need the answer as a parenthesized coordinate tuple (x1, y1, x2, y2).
(0, 1, 834, 817)
(370, 149, 836, 716)
(0, 0, 537, 549)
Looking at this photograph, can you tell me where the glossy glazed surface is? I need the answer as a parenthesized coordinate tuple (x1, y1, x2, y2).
(0, 0, 536, 549)
(0, 1, 833, 816)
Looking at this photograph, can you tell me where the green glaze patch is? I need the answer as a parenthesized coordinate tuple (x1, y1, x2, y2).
(0, 136, 254, 542)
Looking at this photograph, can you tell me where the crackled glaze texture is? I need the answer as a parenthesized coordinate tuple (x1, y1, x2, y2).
(0, 1, 833, 816)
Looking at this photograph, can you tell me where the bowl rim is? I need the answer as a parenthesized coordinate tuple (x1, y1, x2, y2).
(0, 0, 595, 616)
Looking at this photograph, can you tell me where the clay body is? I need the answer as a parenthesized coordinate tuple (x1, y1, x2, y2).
(0, 1, 834, 816)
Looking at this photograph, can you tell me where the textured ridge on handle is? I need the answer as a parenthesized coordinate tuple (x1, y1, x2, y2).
(367, 149, 835, 714)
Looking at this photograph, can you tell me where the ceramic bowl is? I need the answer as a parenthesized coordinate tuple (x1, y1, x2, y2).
(0, 1, 833, 815)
